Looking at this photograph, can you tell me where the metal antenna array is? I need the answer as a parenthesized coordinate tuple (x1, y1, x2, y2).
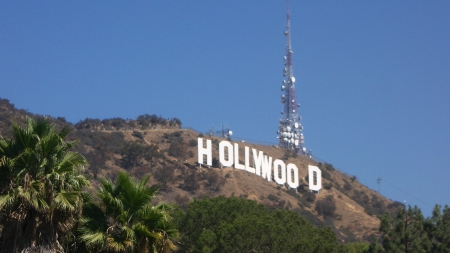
(209, 125, 214, 137)
(216, 124, 232, 141)
(277, 1, 305, 154)
(377, 177, 382, 193)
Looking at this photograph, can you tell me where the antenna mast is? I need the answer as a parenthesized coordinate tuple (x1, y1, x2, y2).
(377, 177, 382, 193)
(277, 1, 305, 154)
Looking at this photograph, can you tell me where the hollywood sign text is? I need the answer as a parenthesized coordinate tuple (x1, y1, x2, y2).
(197, 138, 322, 191)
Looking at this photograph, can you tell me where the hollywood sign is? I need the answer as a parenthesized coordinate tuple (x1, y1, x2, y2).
(197, 138, 322, 191)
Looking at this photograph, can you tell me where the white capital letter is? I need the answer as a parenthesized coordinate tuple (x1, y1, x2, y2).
(245, 146, 255, 174)
(308, 165, 322, 191)
(261, 155, 272, 181)
(273, 159, 286, 185)
(219, 141, 233, 167)
(286, 163, 299, 189)
(234, 143, 245, 170)
(197, 138, 212, 166)
(252, 149, 264, 176)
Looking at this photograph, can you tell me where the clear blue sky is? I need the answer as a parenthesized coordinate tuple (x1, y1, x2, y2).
(1, 1, 449, 216)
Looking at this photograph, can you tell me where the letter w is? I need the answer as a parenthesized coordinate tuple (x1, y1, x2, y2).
(261, 155, 272, 181)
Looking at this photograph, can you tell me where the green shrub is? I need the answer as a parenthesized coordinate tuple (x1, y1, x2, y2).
(322, 170, 332, 180)
(132, 130, 144, 139)
(306, 192, 316, 203)
(343, 180, 352, 191)
(268, 194, 280, 202)
(189, 139, 197, 147)
(315, 199, 336, 218)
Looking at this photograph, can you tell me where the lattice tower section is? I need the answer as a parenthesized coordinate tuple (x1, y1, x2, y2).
(277, 4, 305, 154)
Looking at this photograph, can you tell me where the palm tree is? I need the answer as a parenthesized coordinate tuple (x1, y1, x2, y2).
(0, 117, 90, 253)
(79, 171, 178, 253)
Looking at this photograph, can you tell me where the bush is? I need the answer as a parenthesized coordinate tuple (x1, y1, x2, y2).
(84, 150, 108, 179)
(164, 131, 184, 143)
(132, 130, 144, 139)
(74, 130, 127, 153)
(189, 139, 197, 147)
(315, 199, 336, 218)
(343, 180, 352, 191)
(168, 142, 189, 161)
(119, 143, 163, 169)
(120, 142, 146, 169)
(268, 194, 280, 202)
(154, 165, 175, 189)
(206, 171, 226, 191)
(322, 170, 331, 180)
(172, 117, 182, 126)
(182, 169, 200, 192)
(297, 196, 311, 208)
(174, 194, 190, 210)
(352, 190, 370, 206)
(130, 166, 150, 179)
(306, 192, 316, 203)
(318, 162, 336, 171)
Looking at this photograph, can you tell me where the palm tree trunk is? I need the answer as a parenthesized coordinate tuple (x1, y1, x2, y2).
(1, 211, 63, 253)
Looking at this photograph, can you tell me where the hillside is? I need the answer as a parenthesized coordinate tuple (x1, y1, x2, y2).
(0, 98, 404, 242)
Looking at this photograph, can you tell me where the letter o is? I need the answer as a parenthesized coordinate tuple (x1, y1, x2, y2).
(273, 159, 286, 185)
(219, 141, 233, 167)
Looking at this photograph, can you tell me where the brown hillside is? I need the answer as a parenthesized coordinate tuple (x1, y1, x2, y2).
(0, 98, 405, 242)
(76, 128, 400, 242)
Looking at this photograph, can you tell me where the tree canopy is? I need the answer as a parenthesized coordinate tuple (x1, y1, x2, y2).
(176, 196, 343, 253)
(0, 117, 90, 252)
(78, 172, 178, 253)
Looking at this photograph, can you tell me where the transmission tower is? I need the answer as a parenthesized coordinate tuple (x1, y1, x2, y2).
(377, 177, 381, 193)
(277, 1, 305, 154)
(216, 124, 232, 141)
(209, 125, 214, 137)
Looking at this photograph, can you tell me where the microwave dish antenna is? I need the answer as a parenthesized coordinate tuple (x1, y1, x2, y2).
(216, 124, 233, 141)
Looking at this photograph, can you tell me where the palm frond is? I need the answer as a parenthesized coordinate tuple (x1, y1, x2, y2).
(122, 225, 136, 240)
(99, 178, 115, 194)
(138, 174, 150, 189)
(58, 125, 72, 139)
(18, 186, 49, 211)
(99, 192, 124, 214)
(31, 116, 54, 139)
(54, 191, 80, 210)
(138, 205, 166, 224)
(0, 138, 15, 157)
(11, 120, 34, 150)
(105, 228, 134, 252)
(0, 156, 14, 179)
(57, 151, 87, 173)
(66, 174, 91, 191)
(30, 179, 44, 193)
(80, 231, 106, 248)
(39, 133, 61, 157)
(132, 222, 162, 240)
(14, 149, 38, 174)
(0, 192, 16, 210)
